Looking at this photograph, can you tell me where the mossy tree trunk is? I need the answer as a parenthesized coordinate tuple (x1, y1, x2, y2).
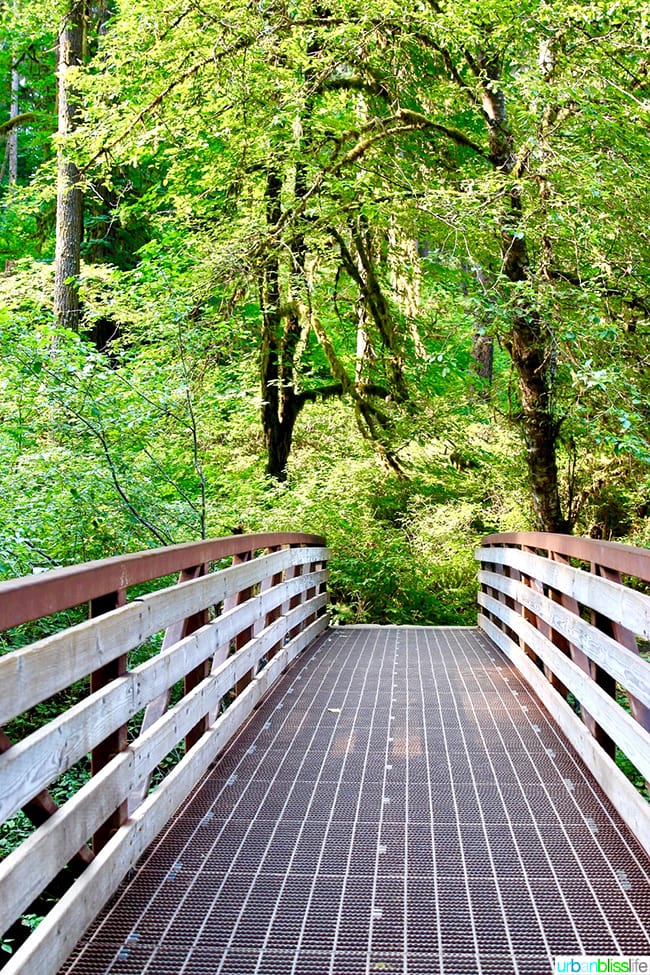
(54, 0, 85, 331)
(478, 49, 569, 532)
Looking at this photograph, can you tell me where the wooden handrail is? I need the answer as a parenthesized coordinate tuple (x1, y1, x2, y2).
(481, 531, 650, 582)
(476, 532, 650, 857)
(0, 533, 329, 975)
(0, 531, 325, 633)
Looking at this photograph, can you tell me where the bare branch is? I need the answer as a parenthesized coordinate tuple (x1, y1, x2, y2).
(176, 318, 207, 539)
(92, 424, 174, 546)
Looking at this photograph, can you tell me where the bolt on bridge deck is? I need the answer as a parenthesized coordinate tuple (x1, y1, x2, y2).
(59, 626, 650, 975)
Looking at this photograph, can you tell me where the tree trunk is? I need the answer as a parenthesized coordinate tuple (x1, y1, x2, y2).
(352, 220, 409, 402)
(264, 400, 300, 481)
(478, 51, 568, 531)
(505, 318, 567, 530)
(388, 217, 423, 358)
(261, 298, 304, 481)
(54, 1, 85, 331)
(334, 220, 409, 403)
(8, 64, 19, 184)
(260, 168, 301, 481)
(260, 58, 313, 480)
(501, 217, 568, 531)
(471, 331, 493, 389)
(463, 265, 494, 397)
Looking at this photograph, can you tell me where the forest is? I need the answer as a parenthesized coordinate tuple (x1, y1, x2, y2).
(1, 0, 649, 626)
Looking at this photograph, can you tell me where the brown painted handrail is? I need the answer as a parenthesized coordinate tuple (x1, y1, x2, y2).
(0, 532, 325, 633)
(481, 531, 650, 583)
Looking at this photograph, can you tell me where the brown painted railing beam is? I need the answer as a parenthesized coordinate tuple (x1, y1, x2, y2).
(0, 532, 325, 633)
(481, 531, 650, 582)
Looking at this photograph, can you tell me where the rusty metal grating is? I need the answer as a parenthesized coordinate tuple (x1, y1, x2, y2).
(59, 626, 650, 974)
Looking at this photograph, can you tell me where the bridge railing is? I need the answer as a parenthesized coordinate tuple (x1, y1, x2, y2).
(476, 531, 650, 855)
(0, 532, 328, 975)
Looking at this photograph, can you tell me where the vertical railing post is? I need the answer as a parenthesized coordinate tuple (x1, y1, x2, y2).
(590, 562, 618, 697)
(497, 545, 518, 647)
(519, 545, 542, 666)
(548, 552, 614, 755)
(539, 550, 572, 703)
(90, 588, 128, 852)
(487, 545, 507, 636)
(317, 555, 328, 613)
(479, 544, 496, 631)
(264, 545, 285, 661)
(520, 545, 567, 698)
(233, 550, 255, 694)
(287, 544, 306, 641)
(128, 563, 209, 813)
(304, 558, 319, 627)
(591, 563, 649, 770)
(182, 563, 210, 752)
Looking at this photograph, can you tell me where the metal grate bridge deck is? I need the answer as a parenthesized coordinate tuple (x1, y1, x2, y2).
(59, 626, 650, 974)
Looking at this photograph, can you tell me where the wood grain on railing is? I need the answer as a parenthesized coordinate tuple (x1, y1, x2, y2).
(0, 533, 328, 975)
(0, 531, 324, 633)
(476, 532, 650, 857)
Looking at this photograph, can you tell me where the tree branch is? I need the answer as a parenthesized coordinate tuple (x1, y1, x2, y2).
(266, 113, 486, 249)
(91, 425, 175, 546)
(0, 112, 35, 135)
(394, 108, 487, 157)
(295, 383, 344, 406)
(295, 381, 391, 407)
(177, 318, 207, 539)
(319, 76, 390, 99)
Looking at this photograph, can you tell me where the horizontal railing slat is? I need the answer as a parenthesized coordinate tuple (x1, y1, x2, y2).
(0, 593, 326, 934)
(478, 568, 650, 708)
(478, 613, 650, 855)
(0, 614, 328, 975)
(479, 592, 650, 784)
(0, 546, 328, 725)
(476, 545, 650, 640)
(0, 567, 327, 824)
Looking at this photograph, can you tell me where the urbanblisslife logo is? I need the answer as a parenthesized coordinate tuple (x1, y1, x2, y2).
(554, 958, 650, 974)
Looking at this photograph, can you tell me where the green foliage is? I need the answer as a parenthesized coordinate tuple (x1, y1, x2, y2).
(0, 811, 32, 861)
(0, 0, 648, 604)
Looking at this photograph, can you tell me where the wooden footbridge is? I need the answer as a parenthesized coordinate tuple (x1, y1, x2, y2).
(1, 532, 649, 974)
